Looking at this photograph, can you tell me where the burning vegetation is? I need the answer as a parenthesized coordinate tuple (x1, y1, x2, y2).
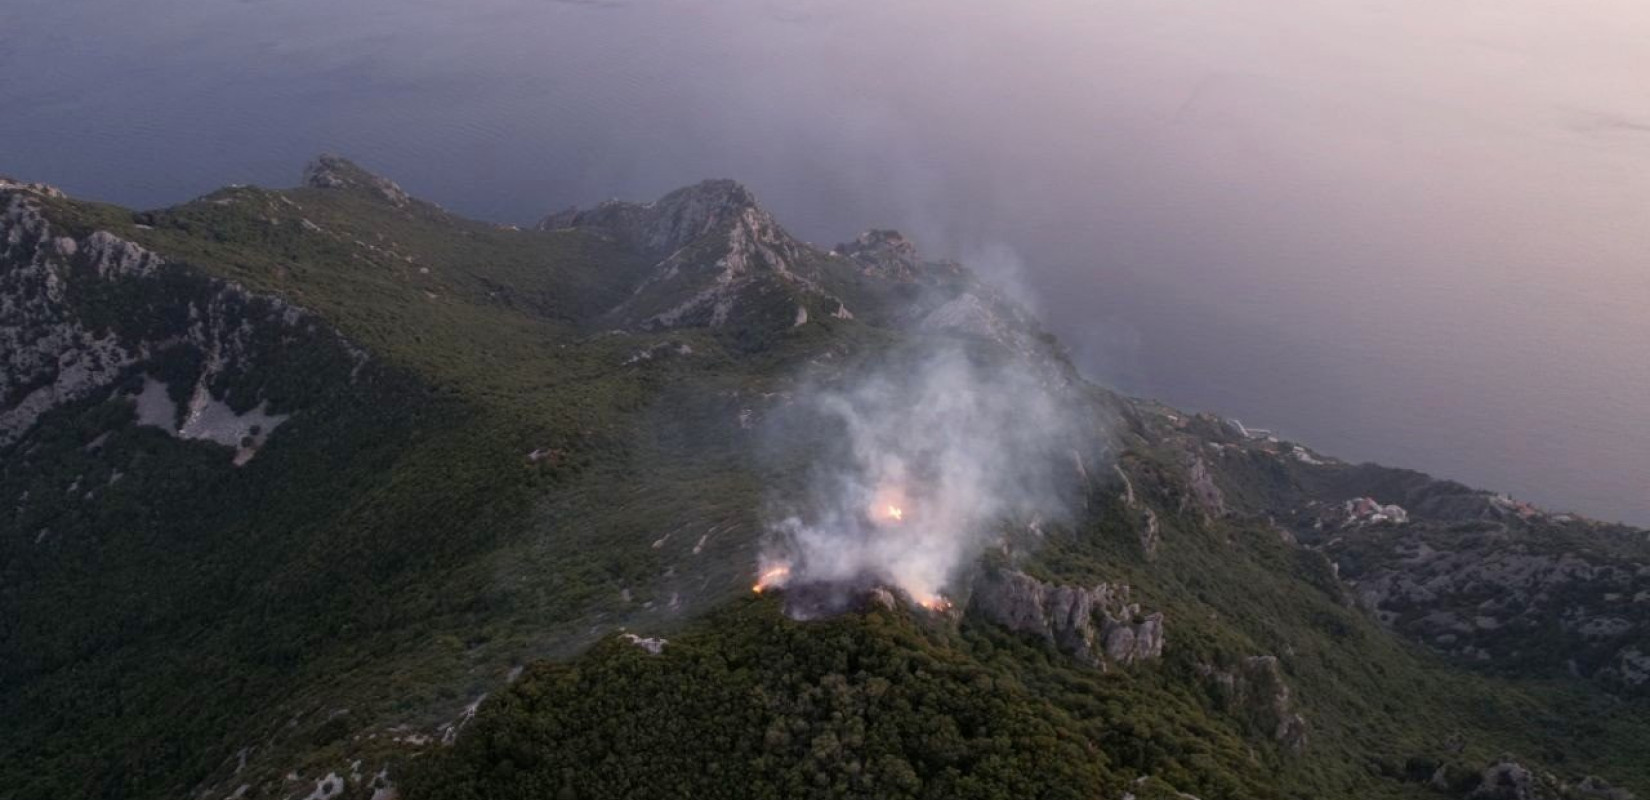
(752, 564, 791, 594)
(754, 345, 1086, 620)
(752, 485, 961, 614)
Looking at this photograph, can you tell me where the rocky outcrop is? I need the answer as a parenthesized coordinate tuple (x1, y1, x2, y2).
(1468, 759, 1563, 800)
(1574, 777, 1638, 800)
(1573, 776, 1638, 800)
(834, 229, 925, 282)
(1199, 655, 1309, 754)
(303, 155, 412, 207)
(0, 177, 66, 200)
(969, 569, 1164, 669)
(1114, 464, 1162, 559)
(1183, 456, 1226, 521)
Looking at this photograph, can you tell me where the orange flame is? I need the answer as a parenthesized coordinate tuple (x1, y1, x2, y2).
(915, 593, 952, 612)
(752, 565, 791, 594)
(869, 485, 909, 524)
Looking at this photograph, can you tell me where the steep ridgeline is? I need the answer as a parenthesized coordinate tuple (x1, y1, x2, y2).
(539, 180, 851, 333)
(2, 159, 1648, 800)
(539, 191, 1064, 367)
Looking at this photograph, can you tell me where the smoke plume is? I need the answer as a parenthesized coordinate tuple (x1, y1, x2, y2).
(758, 343, 1085, 615)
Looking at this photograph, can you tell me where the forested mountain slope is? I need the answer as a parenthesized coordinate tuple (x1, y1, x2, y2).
(1, 160, 1645, 800)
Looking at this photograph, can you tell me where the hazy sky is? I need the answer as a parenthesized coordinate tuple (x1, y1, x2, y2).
(3, 0, 1647, 523)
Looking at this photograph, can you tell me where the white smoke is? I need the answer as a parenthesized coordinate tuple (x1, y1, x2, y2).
(759, 343, 1084, 613)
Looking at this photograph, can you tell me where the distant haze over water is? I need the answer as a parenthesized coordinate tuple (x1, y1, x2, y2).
(4, 0, 1647, 524)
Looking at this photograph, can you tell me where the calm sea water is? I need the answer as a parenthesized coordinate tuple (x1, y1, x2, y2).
(4, 0, 1647, 524)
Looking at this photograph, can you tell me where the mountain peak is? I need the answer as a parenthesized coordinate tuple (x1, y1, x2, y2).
(840, 228, 917, 258)
(538, 178, 839, 330)
(539, 178, 761, 255)
(302, 154, 411, 207)
(660, 178, 757, 210)
(836, 228, 923, 281)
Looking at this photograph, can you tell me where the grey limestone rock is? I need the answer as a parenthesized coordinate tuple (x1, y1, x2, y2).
(969, 568, 1164, 669)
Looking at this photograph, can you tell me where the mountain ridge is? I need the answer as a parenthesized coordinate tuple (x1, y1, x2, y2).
(1, 158, 1646, 800)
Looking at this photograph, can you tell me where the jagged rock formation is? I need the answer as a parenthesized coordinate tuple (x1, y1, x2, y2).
(968, 568, 1164, 668)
